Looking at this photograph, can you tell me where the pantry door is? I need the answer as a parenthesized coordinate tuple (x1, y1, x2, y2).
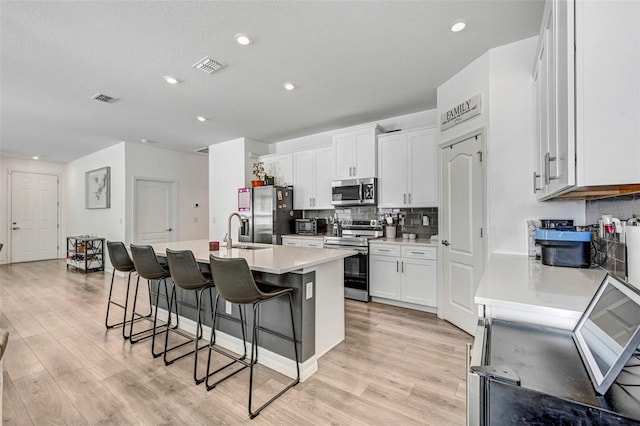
(134, 178, 176, 244)
(440, 132, 485, 335)
(10, 171, 60, 262)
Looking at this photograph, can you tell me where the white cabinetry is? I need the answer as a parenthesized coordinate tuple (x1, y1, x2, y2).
(378, 127, 438, 207)
(281, 236, 324, 248)
(293, 146, 334, 210)
(533, 0, 640, 200)
(333, 125, 384, 179)
(369, 243, 437, 309)
(260, 153, 293, 186)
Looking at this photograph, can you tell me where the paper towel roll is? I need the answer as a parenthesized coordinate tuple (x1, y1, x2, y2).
(626, 227, 640, 289)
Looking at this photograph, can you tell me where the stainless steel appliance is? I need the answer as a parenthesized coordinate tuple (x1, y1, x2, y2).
(295, 218, 327, 235)
(331, 177, 377, 206)
(323, 219, 383, 301)
(238, 215, 252, 243)
(251, 185, 300, 245)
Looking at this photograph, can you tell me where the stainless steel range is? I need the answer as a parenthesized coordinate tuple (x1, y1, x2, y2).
(323, 219, 383, 302)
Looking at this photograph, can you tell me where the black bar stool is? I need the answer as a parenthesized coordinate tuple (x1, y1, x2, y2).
(164, 249, 215, 385)
(206, 254, 300, 419)
(129, 244, 178, 356)
(105, 241, 150, 339)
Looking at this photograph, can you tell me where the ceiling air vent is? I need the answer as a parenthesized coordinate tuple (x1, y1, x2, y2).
(195, 147, 209, 154)
(91, 93, 119, 103)
(193, 57, 226, 74)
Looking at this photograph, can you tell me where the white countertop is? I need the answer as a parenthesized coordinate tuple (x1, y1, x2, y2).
(369, 237, 438, 247)
(151, 239, 356, 274)
(475, 254, 607, 328)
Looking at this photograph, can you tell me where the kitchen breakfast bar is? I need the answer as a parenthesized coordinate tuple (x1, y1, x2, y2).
(148, 239, 357, 381)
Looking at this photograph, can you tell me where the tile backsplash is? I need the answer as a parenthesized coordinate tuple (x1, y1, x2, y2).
(302, 207, 439, 238)
(592, 234, 626, 280)
(585, 194, 640, 225)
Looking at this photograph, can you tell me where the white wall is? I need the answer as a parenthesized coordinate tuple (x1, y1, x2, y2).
(270, 109, 438, 154)
(65, 143, 126, 268)
(0, 156, 67, 263)
(124, 143, 209, 243)
(437, 37, 585, 256)
(209, 137, 268, 241)
(487, 37, 584, 254)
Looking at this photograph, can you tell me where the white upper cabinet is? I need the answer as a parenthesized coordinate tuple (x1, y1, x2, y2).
(259, 153, 293, 186)
(293, 146, 335, 210)
(378, 127, 438, 208)
(333, 125, 384, 179)
(533, 0, 640, 200)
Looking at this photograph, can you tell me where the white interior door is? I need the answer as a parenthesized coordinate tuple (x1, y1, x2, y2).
(440, 134, 484, 335)
(10, 172, 59, 262)
(134, 179, 176, 244)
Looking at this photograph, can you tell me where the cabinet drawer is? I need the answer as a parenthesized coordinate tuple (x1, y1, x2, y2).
(282, 238, 302, 247)
(303, 240, 324, 249)
(370, 245, 401, 257)
(401, 246, 437, 260)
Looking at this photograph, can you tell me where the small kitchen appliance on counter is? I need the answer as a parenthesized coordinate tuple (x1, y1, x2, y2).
(295, 218, 327, 235)
(535, 229, 592, 268)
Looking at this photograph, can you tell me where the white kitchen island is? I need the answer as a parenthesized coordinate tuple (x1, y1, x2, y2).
(150, 239, 356, 381)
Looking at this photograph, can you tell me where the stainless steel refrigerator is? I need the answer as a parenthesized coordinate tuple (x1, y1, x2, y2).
(251, 186, 300, 245)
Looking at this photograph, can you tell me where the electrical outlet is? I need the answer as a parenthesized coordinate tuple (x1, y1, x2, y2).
(306, 282, 313, 300)
(225, 301, 232, 315)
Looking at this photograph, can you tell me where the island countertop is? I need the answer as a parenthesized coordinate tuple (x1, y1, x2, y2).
(150, 239, 357, 274)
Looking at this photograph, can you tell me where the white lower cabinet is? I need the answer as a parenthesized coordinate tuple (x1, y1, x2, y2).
(281, 236, 324, 248)
(370, 243, 437, 308)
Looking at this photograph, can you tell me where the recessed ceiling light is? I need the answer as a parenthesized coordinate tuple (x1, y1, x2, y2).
(283, 82, 295, 91)
(164, 76, 181, 85)
(450, 20, 466, 32)
(197, 116, 207, 122)
(235, 33, 251, 46)
(141, 139, 149, 143)
(32, 155, 40, 160)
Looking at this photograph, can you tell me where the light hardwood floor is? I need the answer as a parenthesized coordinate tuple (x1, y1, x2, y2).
(1, 259, 471, 425)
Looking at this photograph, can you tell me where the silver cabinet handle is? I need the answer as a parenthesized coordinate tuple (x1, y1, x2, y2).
(396, 260, 399, 272)
(411, 251, 424, 255)
(544, 152, 557, 185)
(403, 193, 407, 204)
(401, 261, 404, 273)
(166, 228, 172, 231)
(379, 249, 391, 252)
(408, 193, 412, 204)
(353, 166, 356, 176)
(12, 226, 20, 230)
(532, 171, 542, 193)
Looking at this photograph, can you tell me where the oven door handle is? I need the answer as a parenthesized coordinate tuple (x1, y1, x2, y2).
(323, 245, 368, 255)
(359, 183, 364, 203)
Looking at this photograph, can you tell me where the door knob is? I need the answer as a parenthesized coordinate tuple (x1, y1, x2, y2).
(166, 228, 172, 232)
(442, 240, 450, 246)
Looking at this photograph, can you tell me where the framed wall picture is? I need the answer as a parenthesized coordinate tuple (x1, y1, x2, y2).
(85, 166, 110, 209)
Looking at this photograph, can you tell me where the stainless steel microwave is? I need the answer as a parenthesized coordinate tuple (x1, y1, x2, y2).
(331, 177, 377, 206)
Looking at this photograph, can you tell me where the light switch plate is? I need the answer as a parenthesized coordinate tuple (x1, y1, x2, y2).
(225, 301, 232, 315)
(306, 282, 313, 300)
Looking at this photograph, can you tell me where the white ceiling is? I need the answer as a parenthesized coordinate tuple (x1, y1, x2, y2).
(0, 1, 544, 163)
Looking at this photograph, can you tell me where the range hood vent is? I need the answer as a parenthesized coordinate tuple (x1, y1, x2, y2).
(193, 57, 226, 74)
(91, 93, 119, 103)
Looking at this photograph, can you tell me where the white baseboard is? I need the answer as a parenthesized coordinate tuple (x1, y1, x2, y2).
(370, 297, 437, 314)
(156, 308, 317, 381)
